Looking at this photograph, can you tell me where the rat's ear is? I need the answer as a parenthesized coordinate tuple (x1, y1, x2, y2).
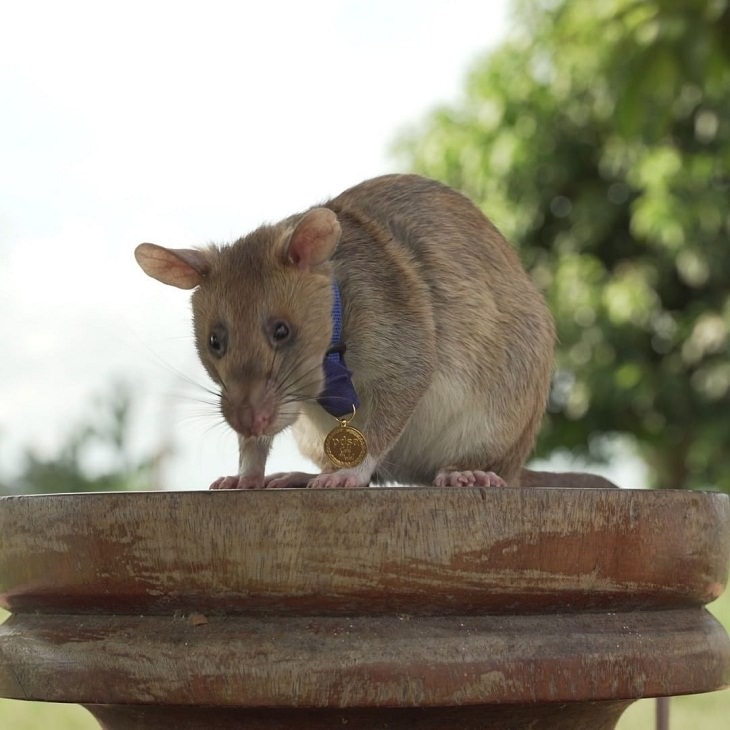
(286, 208, 341, 271)
(134, 243, 210, 290)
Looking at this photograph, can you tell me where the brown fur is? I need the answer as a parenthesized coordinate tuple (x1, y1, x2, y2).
(135, 174, 615, 490)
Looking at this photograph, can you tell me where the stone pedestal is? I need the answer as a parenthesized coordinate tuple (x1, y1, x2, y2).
(0, 488, 728, 729)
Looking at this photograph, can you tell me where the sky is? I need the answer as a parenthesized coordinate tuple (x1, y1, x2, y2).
(1, 0, 522, 489)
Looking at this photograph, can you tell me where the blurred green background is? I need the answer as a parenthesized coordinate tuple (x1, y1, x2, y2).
(4, 0, 729, 497)
(397, 0, 730, 493)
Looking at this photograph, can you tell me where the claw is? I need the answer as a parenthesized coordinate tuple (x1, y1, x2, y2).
(433, 469, 507, 488)
(209, 475, 264, 490)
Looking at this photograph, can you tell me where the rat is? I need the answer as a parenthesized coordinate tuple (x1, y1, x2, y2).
(135, 174, 616, 490)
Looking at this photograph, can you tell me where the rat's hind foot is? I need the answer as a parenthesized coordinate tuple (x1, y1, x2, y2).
(433, 469, 507, 488)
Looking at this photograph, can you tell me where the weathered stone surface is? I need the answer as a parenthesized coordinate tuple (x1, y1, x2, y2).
(0, 487, 728, 729)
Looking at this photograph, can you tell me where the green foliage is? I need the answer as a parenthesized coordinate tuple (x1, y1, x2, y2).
(0, 697, 98, 730)
(397, 0, 730, 491)
(0, 383, 157, 495)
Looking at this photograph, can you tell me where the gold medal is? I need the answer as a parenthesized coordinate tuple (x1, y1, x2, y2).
(324, 408, 367, 469)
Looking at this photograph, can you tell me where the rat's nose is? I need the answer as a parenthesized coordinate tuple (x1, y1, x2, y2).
(250, 408, 272, 437)
(225, 402, 275, 438)
(221, 379, 278, 437)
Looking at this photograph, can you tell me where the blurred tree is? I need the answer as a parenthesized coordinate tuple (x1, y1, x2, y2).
(0, 383, 162, 495)
(397, 0, 730, 491)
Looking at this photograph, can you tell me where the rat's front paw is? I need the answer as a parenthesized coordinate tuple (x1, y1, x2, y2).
(209, 474, 264, 490)
(307, 470, 367, 489)
(433, 469, 507, 488)
(265, 471, 317, 489)
(307, 456, 376, 489)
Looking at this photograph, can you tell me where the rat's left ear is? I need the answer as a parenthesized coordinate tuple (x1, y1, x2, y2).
(286, 208, 341, 271)
(135, 243, 210, 289)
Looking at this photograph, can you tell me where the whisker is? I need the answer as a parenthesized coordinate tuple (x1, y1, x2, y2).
(173, 391, 220, 407)
(139, 344, 220, 400)
(275, 361, 324, 399)
(200, 417, 234, 440)
(176, 402, 223, 421)
(272, 354, 312, 394)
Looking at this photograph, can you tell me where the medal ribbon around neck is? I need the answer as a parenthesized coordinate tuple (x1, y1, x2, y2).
(317, 280, 367, 468)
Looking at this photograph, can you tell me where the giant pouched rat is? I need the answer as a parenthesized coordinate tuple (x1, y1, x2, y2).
(135, 174, 615, 490)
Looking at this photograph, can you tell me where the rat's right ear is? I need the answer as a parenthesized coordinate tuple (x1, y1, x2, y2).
(134, 243, 210, 289)
(286, 208, 341, 271)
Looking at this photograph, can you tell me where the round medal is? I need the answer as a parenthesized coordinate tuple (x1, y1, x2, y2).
(324, 421, 368, 469)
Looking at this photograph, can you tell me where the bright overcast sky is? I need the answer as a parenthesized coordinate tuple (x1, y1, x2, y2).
(1, 0, 513, 489)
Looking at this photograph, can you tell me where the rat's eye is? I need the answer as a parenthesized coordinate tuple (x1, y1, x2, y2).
(208, 325, 228, 357)
(268, 319, 293, 347)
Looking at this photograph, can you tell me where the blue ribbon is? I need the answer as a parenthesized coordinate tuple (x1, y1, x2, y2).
(317, 280, 360, 418)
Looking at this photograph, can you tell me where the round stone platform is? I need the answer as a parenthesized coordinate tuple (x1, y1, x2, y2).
(0, 487, 728, 729)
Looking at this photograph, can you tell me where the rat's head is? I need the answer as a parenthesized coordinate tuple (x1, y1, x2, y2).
(135, 207, 340, 438)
